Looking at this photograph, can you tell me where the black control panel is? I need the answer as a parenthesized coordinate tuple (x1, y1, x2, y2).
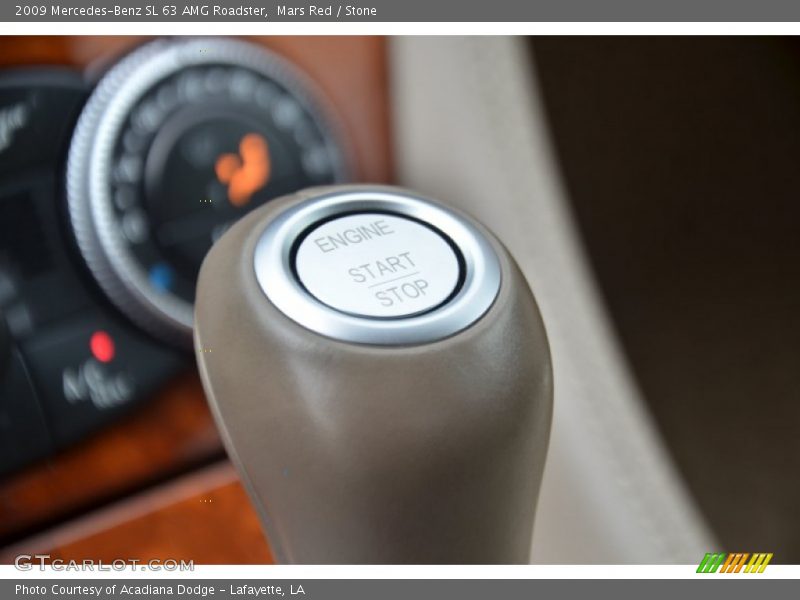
(0, 70, 185, 478)
(0, 69, 186, 474)
(0, 39, 348, 479)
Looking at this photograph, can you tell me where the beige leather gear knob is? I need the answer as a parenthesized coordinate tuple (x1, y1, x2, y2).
(194, 185, 552, 563)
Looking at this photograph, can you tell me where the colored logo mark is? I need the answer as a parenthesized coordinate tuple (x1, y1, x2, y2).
(697, 552, 773, 574)
(214, 132, 271, 207)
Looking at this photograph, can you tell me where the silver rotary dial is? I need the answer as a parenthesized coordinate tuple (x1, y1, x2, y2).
(67, 37, 349, 346)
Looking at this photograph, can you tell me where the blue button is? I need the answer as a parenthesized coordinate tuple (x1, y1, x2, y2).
(149, 263, 174, 293)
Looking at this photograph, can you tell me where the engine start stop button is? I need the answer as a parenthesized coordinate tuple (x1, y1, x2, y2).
(294, 212, 462, 319)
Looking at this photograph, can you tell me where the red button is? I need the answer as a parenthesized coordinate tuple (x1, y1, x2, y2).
(89, 330, 115, 363)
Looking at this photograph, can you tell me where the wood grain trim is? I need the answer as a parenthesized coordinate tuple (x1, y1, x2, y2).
(0, 373, 222, 542)
(0, 461, 273, 565)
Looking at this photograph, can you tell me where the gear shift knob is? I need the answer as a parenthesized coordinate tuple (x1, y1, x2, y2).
(194, 185, 552, 563)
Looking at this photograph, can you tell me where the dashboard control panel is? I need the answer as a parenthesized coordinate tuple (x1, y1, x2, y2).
(0, 38, 349, 478)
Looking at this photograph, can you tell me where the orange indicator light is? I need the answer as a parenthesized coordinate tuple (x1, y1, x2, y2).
(214, 132, 272, 207)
